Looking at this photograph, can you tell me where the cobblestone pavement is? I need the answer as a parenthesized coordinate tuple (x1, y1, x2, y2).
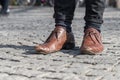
(0, 7, 120, 80)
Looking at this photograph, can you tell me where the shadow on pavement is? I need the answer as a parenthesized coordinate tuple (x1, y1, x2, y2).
(61, 46, 94, 56)
(61, 47, 80, 56)
(0, 44, 36, 54)
(0, 44, 93, 56)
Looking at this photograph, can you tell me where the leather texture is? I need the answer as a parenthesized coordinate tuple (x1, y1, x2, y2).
(35, 26, 75, 54)
(80, 27, 104, 54)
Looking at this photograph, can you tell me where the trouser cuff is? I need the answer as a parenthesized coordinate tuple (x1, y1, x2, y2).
(55, 20, 72, 33)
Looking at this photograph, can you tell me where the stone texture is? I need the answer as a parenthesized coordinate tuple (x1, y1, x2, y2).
(0, 7, 120, 80)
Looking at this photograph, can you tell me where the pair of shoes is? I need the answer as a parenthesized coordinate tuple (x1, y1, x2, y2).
(0, 10, 9, 16)
(35, 26, 104, 54)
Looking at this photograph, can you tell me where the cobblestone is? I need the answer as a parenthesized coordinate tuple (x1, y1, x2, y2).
(0, 7, 120, 80)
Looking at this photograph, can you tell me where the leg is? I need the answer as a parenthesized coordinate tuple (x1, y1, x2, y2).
(80, 0, 105, 54)
(35, 0, 76, 54)
(84, 0, 105, 31)
(3, 0, 9, 12)
(0, 0, 9, 14)
(54, 0, 76, 32)
(0, 0, 4, 11)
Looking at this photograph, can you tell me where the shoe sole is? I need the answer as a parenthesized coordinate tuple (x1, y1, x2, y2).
(80, 50, 102, 55)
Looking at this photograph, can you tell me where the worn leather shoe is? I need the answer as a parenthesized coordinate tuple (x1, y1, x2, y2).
(80, 27, 104, 54)
(35, 26, 75, 54)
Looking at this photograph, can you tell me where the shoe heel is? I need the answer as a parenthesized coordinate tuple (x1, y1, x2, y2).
(62, 43, 75, 49)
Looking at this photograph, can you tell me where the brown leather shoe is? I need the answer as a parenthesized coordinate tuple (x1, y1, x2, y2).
(62, 32, 75, 49)
(35, 26, 75, 54)
(80, 27, 104, 54)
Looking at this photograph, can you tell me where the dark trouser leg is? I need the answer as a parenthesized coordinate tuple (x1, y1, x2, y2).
(84, 0, 105, 32)
(0, 0, 3, 11)
(0, 0, 9, 12)
(54, 0, 76, 32)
